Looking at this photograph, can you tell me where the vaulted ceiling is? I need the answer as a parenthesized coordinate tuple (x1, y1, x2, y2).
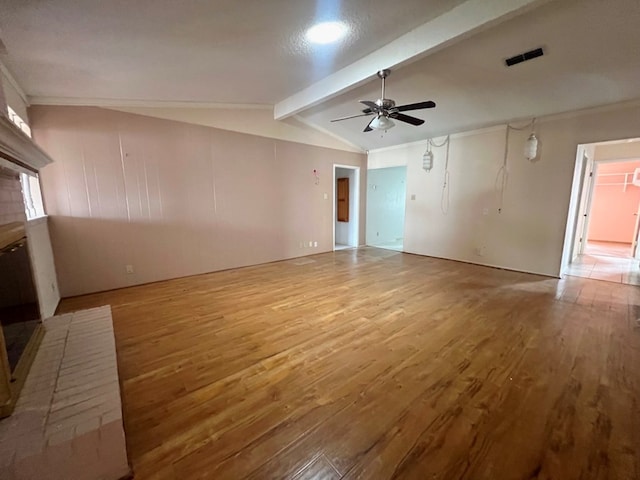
(1, 0, 639, 151)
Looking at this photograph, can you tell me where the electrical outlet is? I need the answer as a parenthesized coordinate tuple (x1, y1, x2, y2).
(483, 208, 489, 216)
(309, 240, 313, 247)
(323, 193, 328, 200)
(411, 194, 416, 200)
(314, 241, 318, 247)
(126, 265, 134, 274)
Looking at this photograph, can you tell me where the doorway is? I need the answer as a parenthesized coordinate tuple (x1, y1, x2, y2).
(562, 138, 640, 284)
(365, 166, 407, 251)
(333, 165, 360, 251)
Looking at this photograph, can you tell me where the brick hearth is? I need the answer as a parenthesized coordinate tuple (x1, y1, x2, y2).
(0, 306, 130, 480)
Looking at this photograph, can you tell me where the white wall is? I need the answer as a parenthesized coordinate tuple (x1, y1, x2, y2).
(26, 218, 60, 318)
(368, 102, 640, 277)
(594, 140, 640, 161)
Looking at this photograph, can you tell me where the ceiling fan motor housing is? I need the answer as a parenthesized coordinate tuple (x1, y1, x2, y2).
(376, 98, 396, 110)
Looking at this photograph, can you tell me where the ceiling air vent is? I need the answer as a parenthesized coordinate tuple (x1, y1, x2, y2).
(505, 47, 544, 67)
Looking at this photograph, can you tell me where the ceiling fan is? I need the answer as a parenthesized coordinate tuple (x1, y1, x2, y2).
(330, 69, 436, 132)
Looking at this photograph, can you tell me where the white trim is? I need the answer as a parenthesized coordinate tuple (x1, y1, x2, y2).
(26, 216, 48, 226)
(0, 60, 29, 106)
(274, 0, 548, 119)
(28, 96, 273, 110)
(368, 125, 505, 154)
(0, 115, 54, 171)
(540, 98, 640, 124)
(591, 137, 640, 146)
(593, 156, 640, 164)
(0, 156, 32, 176)
(293, 115, 366, 153)
(402, 250, 558, 278)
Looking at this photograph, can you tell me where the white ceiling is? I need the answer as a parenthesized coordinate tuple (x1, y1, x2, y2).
(0, 0, 464, 104)
(298, 0, 640, 149)
(1, 0, 639, 151)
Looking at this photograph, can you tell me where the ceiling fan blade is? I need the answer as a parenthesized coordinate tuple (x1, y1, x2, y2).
(389, 112, 425, 126)
(360, 100, 380, 112)
(395, 101, 436, 112)
(330, 112, 374, 122)
(364, 117, 376, 132)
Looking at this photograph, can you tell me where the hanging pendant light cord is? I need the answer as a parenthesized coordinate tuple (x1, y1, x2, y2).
(427, 135, 451, 214)
(495, 118, 536, 213)
(495, 126, 510, 213)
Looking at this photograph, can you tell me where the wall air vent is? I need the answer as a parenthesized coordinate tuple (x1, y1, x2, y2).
(505, 47, 544, 67)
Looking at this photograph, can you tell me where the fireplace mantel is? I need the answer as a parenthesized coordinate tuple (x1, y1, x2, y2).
(0, 114, 53, 172)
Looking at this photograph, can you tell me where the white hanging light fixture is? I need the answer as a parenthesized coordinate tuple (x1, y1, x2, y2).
(524, 119, 538, 161)
(422, 147, 433, 172)
(524, 133, 538, 160)
(369, 115, 395, 131)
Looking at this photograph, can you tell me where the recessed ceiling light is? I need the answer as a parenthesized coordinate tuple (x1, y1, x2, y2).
(306, 21, 348, 45)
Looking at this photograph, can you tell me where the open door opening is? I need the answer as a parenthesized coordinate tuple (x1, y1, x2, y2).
(365, 166, 407, 251)
(562, 138, 640, 285)
(333, 165, 360, 251)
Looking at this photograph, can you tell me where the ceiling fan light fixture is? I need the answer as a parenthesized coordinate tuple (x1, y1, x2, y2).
(306, 21, 348, 45)
(370, 115, 395, 130)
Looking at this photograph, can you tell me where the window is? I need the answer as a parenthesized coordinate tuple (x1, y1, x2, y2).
(5, 106, 44, 219)
(20, 173, 45, 220)
(7, 105, 31, 138)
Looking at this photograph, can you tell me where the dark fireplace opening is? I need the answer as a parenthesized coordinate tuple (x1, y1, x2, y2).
(0, 237, 40, 373)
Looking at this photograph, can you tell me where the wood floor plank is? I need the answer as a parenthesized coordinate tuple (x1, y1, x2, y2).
(57, 248, 640, 479)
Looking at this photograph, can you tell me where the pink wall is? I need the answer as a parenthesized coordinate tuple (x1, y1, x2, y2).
(588, 160, 640, 243)
(30, 106, 366, 297)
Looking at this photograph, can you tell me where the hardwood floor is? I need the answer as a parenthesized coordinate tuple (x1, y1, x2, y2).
(57, 247, 640, 479)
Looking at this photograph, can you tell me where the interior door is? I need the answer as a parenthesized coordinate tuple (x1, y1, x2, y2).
(572, 152, 595, 260)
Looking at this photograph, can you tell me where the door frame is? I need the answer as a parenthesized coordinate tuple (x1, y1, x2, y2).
(561, 145, 593, 275)
(577, 161, 597, 257)
(562, 149, 640, 275)
(333, 164, 360, 250)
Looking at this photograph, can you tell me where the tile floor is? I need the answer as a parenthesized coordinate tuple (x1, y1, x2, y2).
(565, 241, 640, 285)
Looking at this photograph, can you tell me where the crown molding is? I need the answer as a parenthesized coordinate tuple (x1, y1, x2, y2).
(28, 96, 273, 110)
(368, 124, 506, 154)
